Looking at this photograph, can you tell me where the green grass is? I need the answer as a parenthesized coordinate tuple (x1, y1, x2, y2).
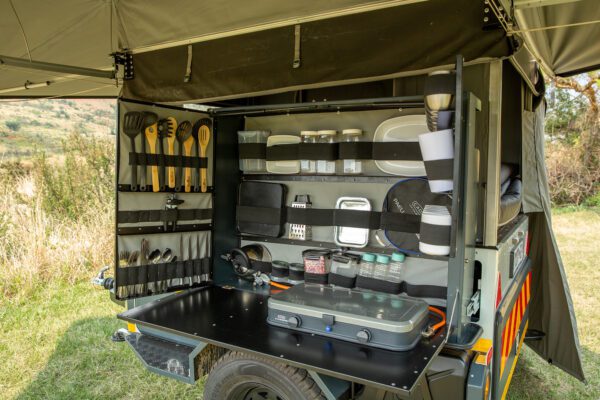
(0, 209, 598, 399)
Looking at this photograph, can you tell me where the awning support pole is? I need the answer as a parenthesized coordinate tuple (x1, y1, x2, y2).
(0, 54, 115, 80)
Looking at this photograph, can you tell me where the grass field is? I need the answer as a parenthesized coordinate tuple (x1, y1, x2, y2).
(1, 209, 599, 399)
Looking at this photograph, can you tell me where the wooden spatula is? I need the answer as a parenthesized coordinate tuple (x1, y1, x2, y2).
(198, 119, 212, 193)
(183, 134, 195, 193)
(140, 112, 158, 192)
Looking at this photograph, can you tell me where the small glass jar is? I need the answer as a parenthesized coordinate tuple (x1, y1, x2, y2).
(372, 254, 390, 281)
(271, 260, 289, 283)
(300, 131, 318, 174)
(386, 252, 405, 283)
(342, 129, 363, 174)
(358, 253, 376, 278)
(288, 263, 305, 284)
(316, 130, 337, 174)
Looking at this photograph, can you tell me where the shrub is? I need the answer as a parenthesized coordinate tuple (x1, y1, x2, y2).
(6, 120, 21, 132)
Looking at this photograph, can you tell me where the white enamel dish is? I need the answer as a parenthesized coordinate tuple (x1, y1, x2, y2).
(373, 115, 428, 176)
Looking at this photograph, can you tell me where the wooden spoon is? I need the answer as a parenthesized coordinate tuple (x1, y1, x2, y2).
(198, 119, 212, 193)
(145, 121, 160, 192)
(183, 134, 195, 193)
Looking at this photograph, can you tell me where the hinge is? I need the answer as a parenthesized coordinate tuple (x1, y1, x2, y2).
(113, 51, 134, 80)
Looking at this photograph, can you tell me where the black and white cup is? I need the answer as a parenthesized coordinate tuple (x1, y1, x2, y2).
(418, 129, 454, 193)
(419, 205, 452, 256)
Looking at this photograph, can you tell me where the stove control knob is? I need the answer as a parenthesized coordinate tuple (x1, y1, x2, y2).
(356, 329, 371, 343)
(287, 316, 301, 328)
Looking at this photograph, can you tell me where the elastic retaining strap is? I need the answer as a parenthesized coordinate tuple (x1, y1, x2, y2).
(328, 273, 356, 288)
(237, 205, 421, 233)
(238, 142, 423, 161)
(419, 222, 451, 246)
(401, 282, 447, 299)
(118, 208, 213, 224)
(423, 159, 454, 181)
(129, 152, 208, 168)
(305, 272, 329, 285)
(355, 275, 402, 294)
(289, 269, 305, 281)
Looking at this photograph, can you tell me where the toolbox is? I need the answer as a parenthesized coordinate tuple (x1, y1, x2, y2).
(267, 284, 429, 351)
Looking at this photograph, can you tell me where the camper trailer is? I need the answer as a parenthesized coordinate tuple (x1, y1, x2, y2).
(2, 1, 597, 399)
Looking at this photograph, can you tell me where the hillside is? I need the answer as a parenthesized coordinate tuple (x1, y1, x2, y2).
(0, 99, 116, 159)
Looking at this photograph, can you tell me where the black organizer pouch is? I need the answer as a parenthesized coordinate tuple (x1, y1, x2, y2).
(383, 178, 452, 254)
(237, 181, 287, 237)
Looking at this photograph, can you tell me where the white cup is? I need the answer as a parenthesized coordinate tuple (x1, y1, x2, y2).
(418, 129, 454, 193)
(419, 205, 452, 256)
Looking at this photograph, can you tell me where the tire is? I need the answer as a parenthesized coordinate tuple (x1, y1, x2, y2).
(204, 351, 326, 400)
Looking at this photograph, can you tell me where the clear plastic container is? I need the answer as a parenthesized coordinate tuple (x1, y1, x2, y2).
(300, 131, 318, 174)
(358, 253, 376, 278)
(316, 130, 337, 174)
(342, 129, 363, 174)
(387, 252, 406, 283)
(330, 253, 360, 278)
(238, 131, 270, 172)
(373, 254, 390, 280)
(302, 249, 331, 275)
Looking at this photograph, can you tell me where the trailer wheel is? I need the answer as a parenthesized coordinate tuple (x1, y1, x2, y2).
(204, 351, 326, 400)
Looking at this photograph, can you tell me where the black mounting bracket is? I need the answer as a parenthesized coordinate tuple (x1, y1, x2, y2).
(113, 51, 134, 80)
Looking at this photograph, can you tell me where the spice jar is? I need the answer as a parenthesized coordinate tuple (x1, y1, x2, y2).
(341, 129, 363, 174)
(271, 260, 289, 283)
(302, 249, 331, 275)
(288, 263, 305, 284)
(316, 130, 337, 174)
(300, 131, 318, 174)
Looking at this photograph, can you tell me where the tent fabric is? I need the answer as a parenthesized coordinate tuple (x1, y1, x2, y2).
(122, 0, 512, 103)
(515, 0, 600, 77)
(1, 0, 599, 98)
(523, 101, 585, 381)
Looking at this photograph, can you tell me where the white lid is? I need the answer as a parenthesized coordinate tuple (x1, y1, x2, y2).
(317, 130, 337, 136)
(300, 130, 319, 136)
(342, 129, 363, 136)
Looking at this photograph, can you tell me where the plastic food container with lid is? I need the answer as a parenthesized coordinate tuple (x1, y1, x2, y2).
(302, 249, 331, 275)
(237, 131, 270, 172)
(288, 263, 305, 284)
(330, 252, 361, 278)
(271, 260, 290, 283)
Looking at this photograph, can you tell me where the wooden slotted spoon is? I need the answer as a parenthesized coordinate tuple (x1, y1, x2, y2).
(198, 119, 212, 193)
(175, 121, 192, 192)
(140, 112, 158, 192)
(158, 117, 177, 190)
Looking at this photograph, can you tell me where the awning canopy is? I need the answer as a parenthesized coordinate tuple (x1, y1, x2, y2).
(0, 0, 598, 98)
(514, 0, 600, 76)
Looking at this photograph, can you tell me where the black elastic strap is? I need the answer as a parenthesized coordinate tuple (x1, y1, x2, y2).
(236, 205, 283, 226)
(202, 258, 211, 274)
(250, 260, 273, 273)
(289, 268, 304, 281)
(401, 282, 447, 299)
(265, 144, 299, 161)
(328, 273, 356, 288)
(117, 208, 213, 224)
(238, 143, 267, 159)
(129, 152, 208, 168)
(286, 207, 334, 226)
(338, 142, 373, 160)
(379, 212, 422, 233)
(271, 265, 289, 278)
(419, 222, 451, 246)
(298, 143, 338, 161)
(371, 142, 422, 161)
(424, 159, 454, 181)
(305, 272, 329, 285)
(355, 275, 401, 294)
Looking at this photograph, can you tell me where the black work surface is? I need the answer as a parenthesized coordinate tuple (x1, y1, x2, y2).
(118, 285, 447, 395)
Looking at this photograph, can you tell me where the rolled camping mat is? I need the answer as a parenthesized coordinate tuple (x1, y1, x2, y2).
(383, 178, 452, 254)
